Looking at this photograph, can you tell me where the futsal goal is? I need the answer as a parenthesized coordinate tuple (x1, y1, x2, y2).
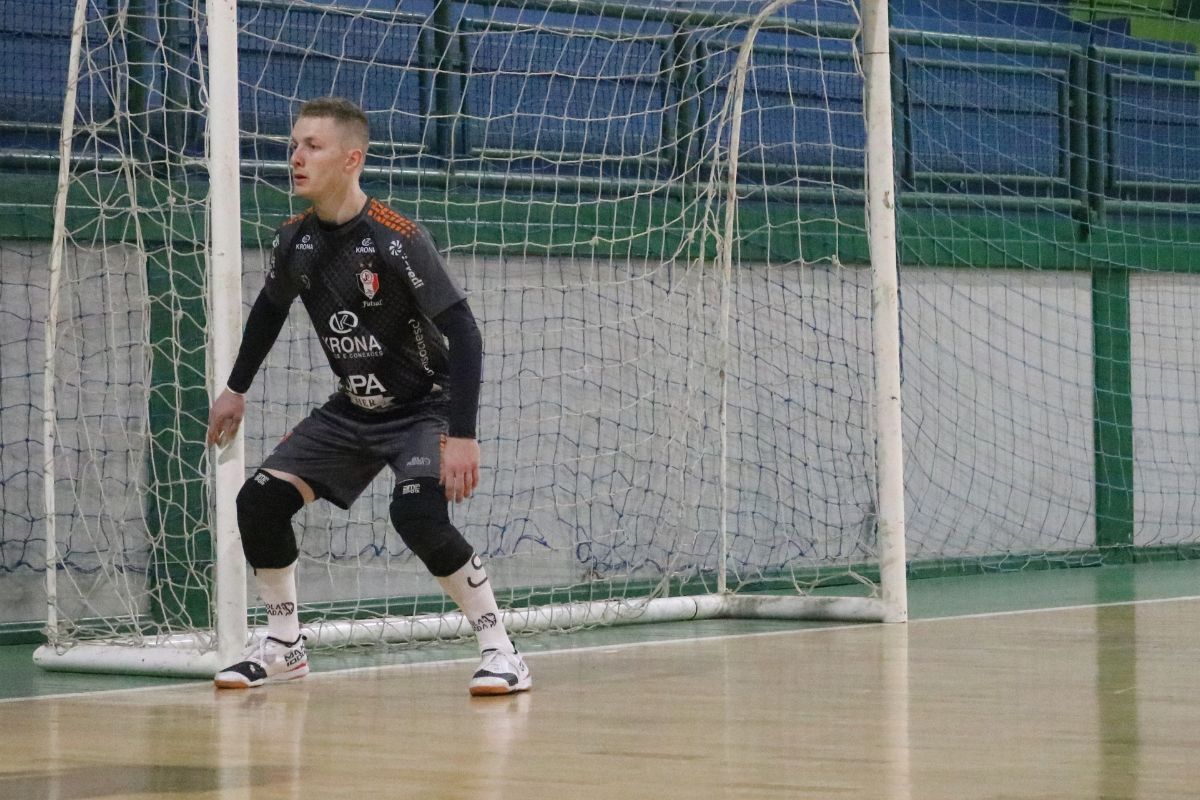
(30, 0, 1200, 677)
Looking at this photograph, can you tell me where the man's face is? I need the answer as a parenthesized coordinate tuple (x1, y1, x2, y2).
(288, 115, 361, 201)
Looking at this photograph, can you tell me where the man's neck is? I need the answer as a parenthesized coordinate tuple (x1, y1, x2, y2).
(311, 186, 369, 226)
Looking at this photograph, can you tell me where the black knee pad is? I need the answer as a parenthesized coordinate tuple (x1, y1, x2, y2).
(236, 470, 304, 569)
(390, 477, 473, 577)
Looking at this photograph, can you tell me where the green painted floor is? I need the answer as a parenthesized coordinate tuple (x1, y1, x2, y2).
(3, 560, 1197, 701)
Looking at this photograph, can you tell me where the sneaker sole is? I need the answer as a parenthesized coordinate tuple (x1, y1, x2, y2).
(213, 663, 309, 690)
(469, 677, 532, 697)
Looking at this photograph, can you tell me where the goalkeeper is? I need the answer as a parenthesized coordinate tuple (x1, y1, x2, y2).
(205, 96, 530, 695)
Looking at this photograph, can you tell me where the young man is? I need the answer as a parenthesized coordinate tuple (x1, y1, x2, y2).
(206, 97, 530, 696)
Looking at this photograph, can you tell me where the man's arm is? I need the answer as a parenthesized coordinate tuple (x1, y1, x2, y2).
(432, 299, 483, 502)
(206, 290, 291, 447)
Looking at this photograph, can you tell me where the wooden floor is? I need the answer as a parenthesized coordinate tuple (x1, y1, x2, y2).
(1, 598, 1199, 799)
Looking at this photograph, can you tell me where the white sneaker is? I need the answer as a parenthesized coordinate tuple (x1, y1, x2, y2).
(469, 646, 532, 696)
(214, 635, 308, 689)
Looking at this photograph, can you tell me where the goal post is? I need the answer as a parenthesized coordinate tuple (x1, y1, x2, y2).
(862, 0, 908, 622)
(33, 0, 907, 677)
(206, 0, 250, 672)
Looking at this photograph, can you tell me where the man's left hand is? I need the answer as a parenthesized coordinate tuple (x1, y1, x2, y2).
(440, 436, 480, 503)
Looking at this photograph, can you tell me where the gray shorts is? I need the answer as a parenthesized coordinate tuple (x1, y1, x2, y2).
(262, 392, 447, 509)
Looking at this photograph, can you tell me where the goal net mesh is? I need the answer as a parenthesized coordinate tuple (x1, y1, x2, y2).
(35, 0, 880, 652)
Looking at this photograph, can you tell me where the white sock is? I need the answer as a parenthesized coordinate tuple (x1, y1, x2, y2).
(437, 554, 512, 653)
(256, 562, 301, 644)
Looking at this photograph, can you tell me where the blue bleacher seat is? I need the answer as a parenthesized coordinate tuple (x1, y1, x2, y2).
(462, 28, 666, 160)
(239, 4, 425, 161)
(903, 60, 1065, 179)
(1109, 78, 1200, 187)
(0, 1, 77, 130)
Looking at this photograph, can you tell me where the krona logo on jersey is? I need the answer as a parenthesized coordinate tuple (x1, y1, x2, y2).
(323, 310, 382, 357)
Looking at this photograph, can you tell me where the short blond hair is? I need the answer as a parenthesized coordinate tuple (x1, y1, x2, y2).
(296, 97, 369, 151)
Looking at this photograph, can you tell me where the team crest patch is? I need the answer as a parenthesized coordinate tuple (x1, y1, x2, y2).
(358, 269, 380, 300)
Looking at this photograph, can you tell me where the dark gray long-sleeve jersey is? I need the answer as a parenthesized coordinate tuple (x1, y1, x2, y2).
(227, 198, 482, 438)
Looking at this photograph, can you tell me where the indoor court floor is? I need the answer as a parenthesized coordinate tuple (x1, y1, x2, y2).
(0, 561, 1197, 799)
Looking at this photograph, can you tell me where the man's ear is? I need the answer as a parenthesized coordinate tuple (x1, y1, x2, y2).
(344, 146, 364, 172)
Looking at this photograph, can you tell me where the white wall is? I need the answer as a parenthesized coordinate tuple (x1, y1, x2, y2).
(3, 240, 1197, 626)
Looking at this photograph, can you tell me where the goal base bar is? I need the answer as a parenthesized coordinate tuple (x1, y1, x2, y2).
(33, 592, 899, 678)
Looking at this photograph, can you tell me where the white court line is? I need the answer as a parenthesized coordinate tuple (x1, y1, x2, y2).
(5, 592, 1200, 705)
(912, 592, 1200, 624)
(0, 678, 214, 705)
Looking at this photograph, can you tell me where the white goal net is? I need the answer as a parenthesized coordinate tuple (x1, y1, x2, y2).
(37, 0, 903, 676)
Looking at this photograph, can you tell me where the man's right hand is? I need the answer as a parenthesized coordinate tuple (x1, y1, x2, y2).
(207, 388, 246, 448)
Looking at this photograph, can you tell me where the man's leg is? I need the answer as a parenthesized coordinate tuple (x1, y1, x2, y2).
(213, 469, 311, 689)
(390, 477, 531, 695)
(436, 552, 511, 654)
(254, 470, 315, 643)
